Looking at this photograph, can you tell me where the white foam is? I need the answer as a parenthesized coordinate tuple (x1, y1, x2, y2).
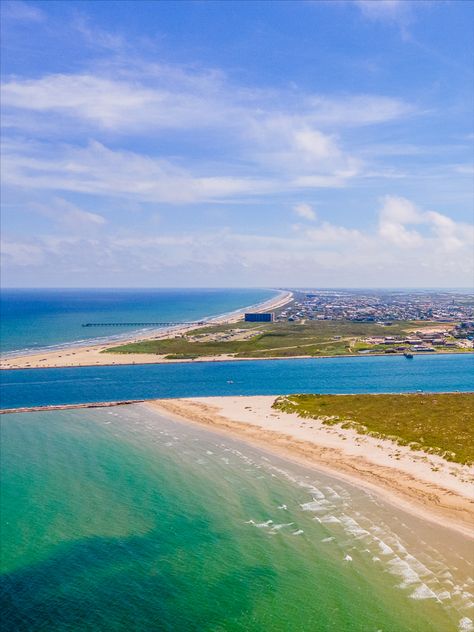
(459, 618, 474, 632)
(409, 584, 438, 600)
(386, 557, 421, 588)
(406, 556, 435, 581)
(375, 539, 394, 556)
(319, 515, 340, 524)
(300, 501, 326, 512)
(343, 554, 353, 562)
(311, 489, 326, 500)
(321, 536, 335, 543)
(339, 516, 370, 539)
(271, 522, 294, 531)
(292, 529, 304, 535)
(324, 486, 342, 499)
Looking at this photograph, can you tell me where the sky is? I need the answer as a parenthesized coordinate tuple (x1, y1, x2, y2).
(1, 0, 473, 288)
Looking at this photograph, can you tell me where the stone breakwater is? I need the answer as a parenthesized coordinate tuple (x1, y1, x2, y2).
(0, 400, 143, 415)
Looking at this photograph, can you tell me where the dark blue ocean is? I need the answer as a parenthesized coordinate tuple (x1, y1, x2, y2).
(0, 288, 277, 354)
(1, 353, 473, 409)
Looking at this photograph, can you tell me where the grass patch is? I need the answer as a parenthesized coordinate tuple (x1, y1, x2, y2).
(105, 320, 443, 359)
(272, 393, 474, 465)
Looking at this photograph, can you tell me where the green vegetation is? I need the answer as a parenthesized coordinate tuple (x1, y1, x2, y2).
(105, 319, 447, 359)
(272, 393, 474, 465)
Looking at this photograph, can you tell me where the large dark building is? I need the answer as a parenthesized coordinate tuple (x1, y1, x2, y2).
(244, 312, 273, 322)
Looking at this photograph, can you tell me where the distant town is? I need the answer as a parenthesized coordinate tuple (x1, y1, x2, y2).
(277, 289, 474, 324)
(271, 289, 474, 354)
(98, 289, 474, 362)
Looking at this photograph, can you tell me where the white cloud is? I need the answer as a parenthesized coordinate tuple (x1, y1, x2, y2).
(1, 64, 420, 199)
(34, 197, 107, 232)
(2, 69, 416, 133)
(4, 196, 470, 287)
(1, 240, 45, 266)
(2, 140, 273, 203)
(1, 1, 45, 22)
(293, 203, 317, 221)
(378, 195, 424, 247)
(304, 95, 415, 127)
(454, 164, 474, 175)
(2, 74, 181, 130)
(378, 195, 472, 252)
(306, 222, 362, 245)
(425, 210, 466, 252)
(252, 117, 361, 187)
(355, 0, 410, 24)
(379, 194, 424, 223)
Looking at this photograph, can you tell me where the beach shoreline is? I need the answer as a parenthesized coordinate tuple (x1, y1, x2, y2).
(0, 289, 293, 370)
(144, 396, 474, 539)
(2, 393, 472, 536)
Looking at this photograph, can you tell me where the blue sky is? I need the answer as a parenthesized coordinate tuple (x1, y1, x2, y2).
(1, 0, 473, 287)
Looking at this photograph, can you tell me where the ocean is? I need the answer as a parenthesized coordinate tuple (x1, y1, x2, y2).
(0, 288, 277, 355)
(1, 404, 472, 631)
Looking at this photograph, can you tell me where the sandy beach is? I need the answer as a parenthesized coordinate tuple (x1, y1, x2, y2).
(0, 290, 293, 370)
(146, 395, 474, 538)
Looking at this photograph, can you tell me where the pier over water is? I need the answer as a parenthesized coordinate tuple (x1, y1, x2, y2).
(82, 321, 205, 327)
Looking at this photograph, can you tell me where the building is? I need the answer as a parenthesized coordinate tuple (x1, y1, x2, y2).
(245, 312, 274, 323)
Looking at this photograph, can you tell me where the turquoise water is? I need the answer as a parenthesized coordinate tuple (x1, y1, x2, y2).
(0, 288, 277, 354)
(1, 405, 472, 631)
(1, 353, 473, 409)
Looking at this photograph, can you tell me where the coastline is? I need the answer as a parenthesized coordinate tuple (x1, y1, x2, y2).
(1, 347, 472, 372)
(144, 396, 474, 539)
(0, 289, 293, 370)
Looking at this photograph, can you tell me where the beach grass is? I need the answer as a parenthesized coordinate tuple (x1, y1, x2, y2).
(105, 320, 445, 359)
(272, 393, 474, 465)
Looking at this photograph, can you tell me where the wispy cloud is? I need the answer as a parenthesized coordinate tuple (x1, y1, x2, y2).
(354, 0, 412, 25)
(1, 1, 45, 23)
(1, 60, 422, 202)
(293, 203, 317, 221)
(2, 139, 274, 203)
(2, 70, 416, 132)
(34, 197, 107, 232)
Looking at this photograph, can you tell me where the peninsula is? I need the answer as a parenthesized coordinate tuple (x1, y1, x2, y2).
(2, 289, 472, 370)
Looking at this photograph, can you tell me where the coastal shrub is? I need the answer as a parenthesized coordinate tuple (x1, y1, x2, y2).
(272, 393, 474, 465)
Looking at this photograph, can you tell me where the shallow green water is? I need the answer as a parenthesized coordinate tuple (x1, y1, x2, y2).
(1, 405, 472, 631)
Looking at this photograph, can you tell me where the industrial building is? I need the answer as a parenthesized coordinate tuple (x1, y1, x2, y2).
(244, 312, 274, 323)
